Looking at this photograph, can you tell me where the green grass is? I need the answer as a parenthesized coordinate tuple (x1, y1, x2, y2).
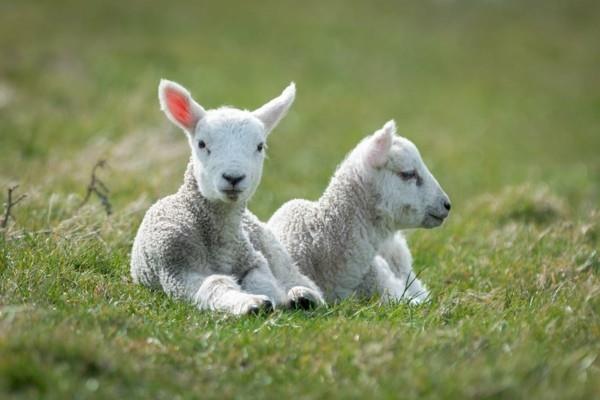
(1, 0, 599, 398)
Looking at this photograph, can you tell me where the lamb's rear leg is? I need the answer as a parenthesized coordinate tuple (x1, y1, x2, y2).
(268, 247, 325, 309)
(251, 229, 324, 309)
(194, 275, 273, 315)
(377, 232, 429, 304)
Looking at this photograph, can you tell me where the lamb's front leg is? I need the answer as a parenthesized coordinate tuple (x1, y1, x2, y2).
(264, 244, 324, 309)
(245, 216, 324, 309)
(194, 274, 274, 315)
(377, 232, 429, 304)
(157, 266, 273, 315)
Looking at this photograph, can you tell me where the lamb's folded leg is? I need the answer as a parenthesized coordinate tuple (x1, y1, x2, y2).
(357, 256, 428, 305)
(157, 267, 272, 315)
(377, 232, 429, 304)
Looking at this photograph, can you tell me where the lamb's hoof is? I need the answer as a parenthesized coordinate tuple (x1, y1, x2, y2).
(290, 296, 314, 310)
(248, 299, 274, 315)
(288, 286, 325, 310)
(236, 294, 274, 316)
(262, 299, 274, 313)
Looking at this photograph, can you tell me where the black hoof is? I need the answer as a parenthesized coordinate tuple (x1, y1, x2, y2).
(262, 300, 274, 313)
(248, 300, 273, 315)
(290, 296, 315, 310)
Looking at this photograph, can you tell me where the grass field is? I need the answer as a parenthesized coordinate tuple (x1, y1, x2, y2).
(1, 0, 599, 398)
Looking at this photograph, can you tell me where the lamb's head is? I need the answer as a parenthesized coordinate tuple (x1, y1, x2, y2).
(357, 120, 451, 229)
(158, 79, 295, 203)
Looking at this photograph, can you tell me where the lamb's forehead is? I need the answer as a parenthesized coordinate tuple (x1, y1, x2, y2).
(389, 136, 423, 166)
(197, 107, 264, 139)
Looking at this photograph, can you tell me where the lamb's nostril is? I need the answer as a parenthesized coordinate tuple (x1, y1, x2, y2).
(444, 200, 451, 211)
(222, 174, 245, 186)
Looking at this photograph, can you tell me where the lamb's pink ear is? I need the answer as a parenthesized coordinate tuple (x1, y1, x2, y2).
(365, 120, 395, 168)
(158, 79, 206, 134)
(253, 82, 296, 135)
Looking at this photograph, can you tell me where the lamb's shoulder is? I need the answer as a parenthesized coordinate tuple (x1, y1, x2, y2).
(136, 193, 209, 267)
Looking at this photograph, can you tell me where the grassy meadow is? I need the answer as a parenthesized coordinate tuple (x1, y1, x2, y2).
(1, 0, 599, 398)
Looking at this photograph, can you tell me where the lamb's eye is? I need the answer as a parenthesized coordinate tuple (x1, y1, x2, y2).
(257, 143, 264, 152)
(198, 140, 206, 149)
(398, 170, 417, 180)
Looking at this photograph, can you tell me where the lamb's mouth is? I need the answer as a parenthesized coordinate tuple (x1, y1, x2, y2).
(427, 213, 445, 222)
(221, 189, 243, 201)
(423, 212, 446, 228)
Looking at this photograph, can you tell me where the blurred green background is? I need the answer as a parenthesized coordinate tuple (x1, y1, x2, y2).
(1, 1, 599, 399)
(1, 0, 598, 217)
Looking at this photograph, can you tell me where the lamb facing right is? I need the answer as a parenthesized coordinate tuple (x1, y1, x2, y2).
(268, 120, 451, 304)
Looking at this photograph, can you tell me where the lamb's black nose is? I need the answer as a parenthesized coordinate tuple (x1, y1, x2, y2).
(222, 173, 245, 186)
(444, 200, 452, 211)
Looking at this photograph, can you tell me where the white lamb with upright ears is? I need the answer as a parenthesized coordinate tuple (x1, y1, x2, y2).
(268, 120, 451, 304)
(131, 79, 323, 315)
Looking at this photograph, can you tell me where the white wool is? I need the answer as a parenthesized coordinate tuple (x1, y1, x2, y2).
(268, 120, 450, 304)
(131, 79, 323, 315)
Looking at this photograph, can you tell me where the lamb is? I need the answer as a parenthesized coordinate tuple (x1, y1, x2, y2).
(131, 79, 323, 315)
(268, 120, 451, 304)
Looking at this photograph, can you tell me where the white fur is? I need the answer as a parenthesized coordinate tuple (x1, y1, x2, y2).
(131, 80, 323, 315)
(157, 79, 296, 205)
(268, 120, 450, 304)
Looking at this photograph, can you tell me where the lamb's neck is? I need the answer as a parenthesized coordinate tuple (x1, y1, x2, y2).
(181, 161, 245, 233)
(201, 196, 246, 233)
(318, 164, 390, 254)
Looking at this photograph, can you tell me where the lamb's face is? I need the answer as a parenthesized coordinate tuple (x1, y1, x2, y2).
(191, 110, 266, 203)
(158, 79, 295, 204)
(361, 121, 451, 229)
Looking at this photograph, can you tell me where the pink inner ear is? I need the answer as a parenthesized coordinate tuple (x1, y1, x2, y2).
(165, 88, 193, 128)
(367, 132, 392, 168)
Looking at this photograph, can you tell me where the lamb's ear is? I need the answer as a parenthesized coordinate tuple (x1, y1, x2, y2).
(158, 79, 206, 135)
(364, 120, 395, 168)
(253, 82, 296, 135)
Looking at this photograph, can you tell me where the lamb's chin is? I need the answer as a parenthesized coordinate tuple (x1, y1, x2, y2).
(421, 214, 445, 228)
